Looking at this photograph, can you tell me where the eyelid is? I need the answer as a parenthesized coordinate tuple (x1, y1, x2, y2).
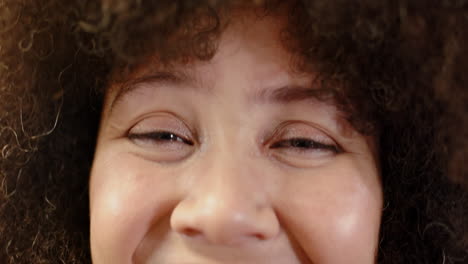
(270, 138, 339, 152)
(125, 113, 197, 163)
(267, 120, 339, 146)
(127, 112, 196, 143)
(128, 131, 194, 146)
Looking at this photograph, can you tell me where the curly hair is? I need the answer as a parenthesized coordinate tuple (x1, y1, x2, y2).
(1, 0, 467, 263)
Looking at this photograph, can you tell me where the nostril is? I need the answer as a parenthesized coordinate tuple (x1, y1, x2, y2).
(252, 233, 266, 240)
(182, 227, 202, 237)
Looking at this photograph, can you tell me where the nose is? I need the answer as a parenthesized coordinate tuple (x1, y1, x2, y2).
(170, 154, 280, 246)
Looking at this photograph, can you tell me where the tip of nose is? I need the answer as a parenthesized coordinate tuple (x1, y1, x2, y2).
(170, 195, 280, 246)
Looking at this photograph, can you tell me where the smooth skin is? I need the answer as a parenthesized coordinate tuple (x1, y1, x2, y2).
(90, 12, 383, 264)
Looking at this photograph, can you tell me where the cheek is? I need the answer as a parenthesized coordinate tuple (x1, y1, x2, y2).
(89, 148, 179, 264)
(277, 158, 382, 263)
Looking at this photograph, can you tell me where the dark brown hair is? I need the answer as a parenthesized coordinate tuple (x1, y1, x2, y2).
(1, 0, 467, 263)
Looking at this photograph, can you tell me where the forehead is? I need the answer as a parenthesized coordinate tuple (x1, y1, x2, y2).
(105, 11, 308, 104)
(108, 11, 300, 94)
(209, 13, 297, 83)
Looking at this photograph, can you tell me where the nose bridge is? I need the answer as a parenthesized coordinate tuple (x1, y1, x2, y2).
(198, 113, 257, 199)
(170, 135, 279, 245)
(196, 118, 265, 212)
(192, 142, 261, 219)
(197, 146, 259, 212)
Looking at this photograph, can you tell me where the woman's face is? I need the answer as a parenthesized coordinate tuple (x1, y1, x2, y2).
(90, 13, 383, 264)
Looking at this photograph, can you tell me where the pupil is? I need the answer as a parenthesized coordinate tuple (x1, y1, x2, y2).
(160, 133, 176, 141)
(291, 139, 311, 148)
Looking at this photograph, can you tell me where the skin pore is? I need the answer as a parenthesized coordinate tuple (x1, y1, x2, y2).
(89, 12, 383, 264)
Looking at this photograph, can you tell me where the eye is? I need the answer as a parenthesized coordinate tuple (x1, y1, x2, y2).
(126, 114, 195, 162)
(270, 138, 339, 153)
(128, 131, 194, 146)
(267, 121, 342, 167)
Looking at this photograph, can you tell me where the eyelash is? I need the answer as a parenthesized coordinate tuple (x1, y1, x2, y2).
(128, 131, 194, 146)
(270, 138, 340, 153)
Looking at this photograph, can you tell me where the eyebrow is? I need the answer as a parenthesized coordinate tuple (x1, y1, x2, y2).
(109, 71, 336, 111)
(254, 84, 334, 104)
(110, 71, 195, 111)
